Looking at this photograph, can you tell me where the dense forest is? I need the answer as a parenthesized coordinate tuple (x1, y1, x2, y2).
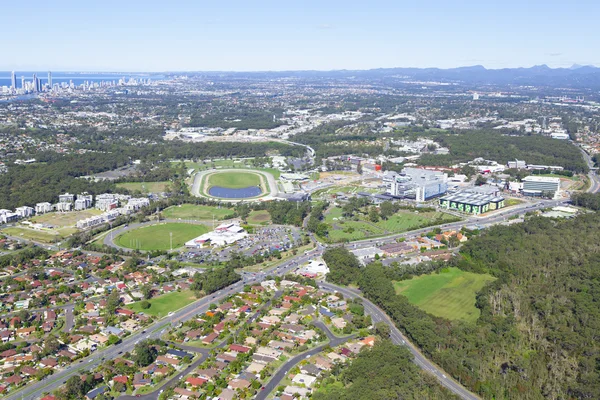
(570, 192, 600, 210)
(326, 214, 600, 399)
(420, 131, 588, 172)
(313, 340, 458, 400)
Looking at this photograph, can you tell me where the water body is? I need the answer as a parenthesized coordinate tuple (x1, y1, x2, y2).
(209, 186, 262, 199)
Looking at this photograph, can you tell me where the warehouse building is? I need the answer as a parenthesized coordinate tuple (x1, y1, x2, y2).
(439, 191, 505, 215)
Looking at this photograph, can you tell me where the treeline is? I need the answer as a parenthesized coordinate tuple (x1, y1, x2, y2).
(190, 266, 240, 295)
(570, 192, 600, 210)
(0, 245, 48, 268)
(330, 214, 600, 399)
(419, 131, 588, 172)
(0, 152, 126, 209)
(0, 140, 303, 209)
(313, 340, 459, 400)
(266, 201, 311, 226)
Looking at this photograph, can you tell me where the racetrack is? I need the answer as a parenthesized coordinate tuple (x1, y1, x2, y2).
(192, 168, 279, 202)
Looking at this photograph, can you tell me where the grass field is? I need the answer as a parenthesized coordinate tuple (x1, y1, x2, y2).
(322, 207, 458, 243)
(116, 181, 171, 194)
(2, 227, 68, 243)
(115, 223, 208, 250)
(30, 209, 103, 228)
(207, 171, 261, 189)
(505, 198, 525, 207)
(128, 290, 197, 317)
(162, 204, 234, 220)
(393, 267, 496, 323)
(246, 210, 271, 225)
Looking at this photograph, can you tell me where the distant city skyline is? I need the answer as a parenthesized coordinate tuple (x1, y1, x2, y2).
(1, 0, 598, 72)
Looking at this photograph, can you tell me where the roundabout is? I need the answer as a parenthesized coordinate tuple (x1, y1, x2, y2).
(193, 168, 279, 202)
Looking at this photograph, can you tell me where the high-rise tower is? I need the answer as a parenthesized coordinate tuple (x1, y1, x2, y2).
(10, 71, 16, 89)
(47, 71, 52, 88)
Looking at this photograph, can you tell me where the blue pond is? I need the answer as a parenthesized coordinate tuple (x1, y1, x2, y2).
(209, 186, 262, 199)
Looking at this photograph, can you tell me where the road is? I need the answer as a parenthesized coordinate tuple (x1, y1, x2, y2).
(255, 321, 355, 400)
(5, 196, 571, 400)
(319, 282, 480, 400)
(579, 147, 600, 193)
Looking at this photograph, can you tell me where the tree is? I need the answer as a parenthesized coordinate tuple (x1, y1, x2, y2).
(107, 334, 121, 346)
(141, 284, 152, 300)
(43, 335, 60, 355)
(379, 201, 394, 220)
(474, 175, 487, 186)
(368, 207, 379, 223)
(105, 290, 121, 317)
(374, 322, 391, 339)
(140, 300, 151, 310)
(133, 340, 157, 367)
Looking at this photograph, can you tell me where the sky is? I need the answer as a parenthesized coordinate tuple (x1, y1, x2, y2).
(2, 0, 599, 72)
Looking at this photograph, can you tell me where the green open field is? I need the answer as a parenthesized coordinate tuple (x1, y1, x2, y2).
(30, 209, 103, 228)
(246, 210, 271, 225)
(128, 290, 197, 317)
(323, 207, 458, 243)
(207, 171, 261, 189)
(116, 181, 171, 194)
(505, 198, 524, 207)
(162, 204, 234, 220)
(2, 227, 72, 243)
(393, 267, 496, 323)
(115, 223, 208, 251)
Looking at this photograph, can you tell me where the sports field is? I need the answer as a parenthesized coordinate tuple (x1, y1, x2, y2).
(207, 171, 261, 189)
(393, 267, 496, 323)
(162, 204, 234, 220)
(115, 223, 208, 251)
(116, 181, 171, 194)
(246, 210, 271, 225)
(128, 290, 197, 317)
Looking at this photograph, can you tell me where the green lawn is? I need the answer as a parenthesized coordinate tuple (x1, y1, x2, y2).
(393, 267, 496, 323)
(246, 210, 271, 225)
(207, 171, 261, 189)
(162, 204, 234, 220)
(505, 198, 525, 207)
(115, 223, 208, 250)
(3, 227, 69, 243)
(128, 290, 197, 317)
(30, 209, 103, 228)
(116, 181, 171, 194)
(322, 207, 458, 243)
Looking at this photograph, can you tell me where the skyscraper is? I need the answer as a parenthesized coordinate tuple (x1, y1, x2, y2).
(47, 71, 52, 88)
(10, 71, 17, 90)
(32, 74, 42, 92)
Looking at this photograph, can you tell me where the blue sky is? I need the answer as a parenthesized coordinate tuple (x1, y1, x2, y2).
(2, 0, 598, 71)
